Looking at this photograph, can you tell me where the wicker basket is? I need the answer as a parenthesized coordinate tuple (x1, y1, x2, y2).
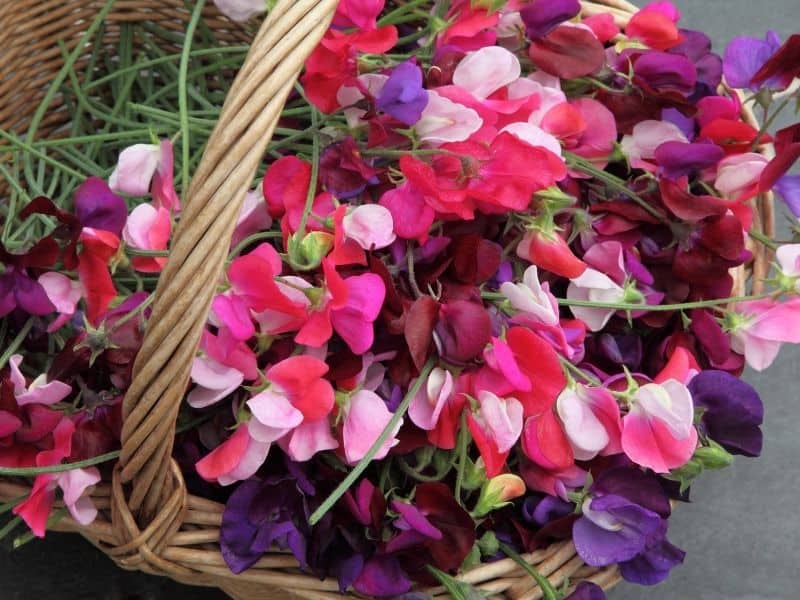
(0, 1, 774, 599)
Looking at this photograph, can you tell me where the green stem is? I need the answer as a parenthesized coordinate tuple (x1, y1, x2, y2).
(748, 227, 779, 250)
(228, 231, 283, 260)
(0, 319, 34, 371)
(0, 131, 84, 180)
(564, 151, 667, 222)
(499, 543, 560, 600)
(309, 356, 437, 525)
(752, 97, 790, 149)
(454, 410, 469, 504)
(296, 106, 321, 240)
(179, 0, 207, 200)
(0, 451, 121, 477)
(559, 357, 601, 386)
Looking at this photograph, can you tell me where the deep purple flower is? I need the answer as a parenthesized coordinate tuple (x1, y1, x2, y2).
(386, 500, 443, 553)
(566, 581, 607, 600)
(775, 175, 800, 218)
(633, 51, 697, 98)
(722, 31, 783, 90)
(654, 141, 725, 179)
(220, 471, 314, 574)
(669, 30, 722, 94)
(354, 555, 412, 597)
(522, 494, 574, 526)
(595, 332, 643, 369)
(688, 370, 764, 457)
(618, 530, 686, 585)
(0, 266, 55, 317)
(318, 137, 378, 199)
(520, 0, 580, 39)
(74, 176, 127, 236)
(573, 468, 683, 585)
(376, 61, 428, 126)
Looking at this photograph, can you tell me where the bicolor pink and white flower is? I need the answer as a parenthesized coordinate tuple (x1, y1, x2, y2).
(714, 152, 769, 201)
(187, 355, 245, 408)
(621, 380, 698, 473)
(408, 367, 455, 430)
(415, 90, 483, 144)
(109, 139, 179, 210)
(342, 204, 396, 250)
(9, 355, 72, 407)
(556, 384, 622, 461)
(500, 264, 559, 326)
(467, 390, 524, 477)
(122, 203, 171, 272)
(452, 46, 521, 100)
(620, 120, 688, 170)
(567, 268, 626, 331)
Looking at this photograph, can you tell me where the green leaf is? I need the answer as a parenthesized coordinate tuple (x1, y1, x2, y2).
(427, 565, 488, 600)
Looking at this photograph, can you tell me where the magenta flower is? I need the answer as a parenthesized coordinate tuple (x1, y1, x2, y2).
(74, 176, 128, 236)
(520, 0, 580, 39)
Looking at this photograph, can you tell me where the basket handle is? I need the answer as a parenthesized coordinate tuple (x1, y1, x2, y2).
(113, 0, 338, 535)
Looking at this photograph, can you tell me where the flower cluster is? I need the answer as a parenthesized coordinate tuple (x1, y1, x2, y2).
(3, 0, 800, 598)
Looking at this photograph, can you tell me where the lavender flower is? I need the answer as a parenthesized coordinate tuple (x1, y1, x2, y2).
(723, 32, 783, 90)
(376, 61, 428, 126)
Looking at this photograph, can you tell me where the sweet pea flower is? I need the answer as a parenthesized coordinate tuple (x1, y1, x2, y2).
(187, 355, 245, 408)
(337, 73, 388, 128)
(501, 122, 563, 157)
(415, 90, 483, 144)
(556, 385, 622, 461)
(728, 298, 800, 371)
(376, 60, 428, 125)
(9, 355, 72, 407)
(108, 139, 179, 210)
(714, 152, 769, 201)
(467, 391, 524, 477)
(621, 379, 698, 473)
(342, 204, 396, 250)
(37, 272, 82, 332)
(452, 46, 521, 100)
(517, 228, 587, 279)
(122, 203, 171, 272)
(246, 355, 337, 463)
(723, 31, 783, 90)
(620, 120, 688, 171)
(776, 244, 800, 291)
(500, 264, 559, 326)
(775, 175, 800, 218)
(573, 468, 684, 585)
(408, 367, 455, 431)
(231, 186, 273, 248)
(195, 424, 271, 486)
(567, 268, 626, 332)
(624, 1, 683, 50)
(342, 389, 402, 465)
(212, 0, 266, 22)
(520, 0, 580, 39)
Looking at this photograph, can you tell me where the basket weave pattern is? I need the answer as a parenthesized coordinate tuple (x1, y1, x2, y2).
(0, 1, 774, 598)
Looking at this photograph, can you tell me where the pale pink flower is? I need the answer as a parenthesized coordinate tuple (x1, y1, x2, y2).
(621, 380, 698, 473)
(58, 467, 102, 524)
(342, 390, 401, 465)
(108, 143, 160, 196)
(213, 0, 266, 22)
(556, 385, 622, 461)
(9, 354, 72, 407)
(776, 244, 800, 281)
(415, 90, 483, 144)
(500, 264, 559, 326)
(729, 298, 800, 370)
(566, 268, 626, 331)
(231, 186, 273, 248)
(620, 120, 688, 170)
(453, 46, 521, 100)
(715, 152, 769, 201)
(342, 204, 396, 250)
(187, 356, 244, 408)
(37, 272, 82, 332)
(408, 367, 454, 430)
(280, 418, 339, 462)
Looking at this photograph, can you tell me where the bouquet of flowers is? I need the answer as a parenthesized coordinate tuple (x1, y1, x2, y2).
(2, 0, 800, 597)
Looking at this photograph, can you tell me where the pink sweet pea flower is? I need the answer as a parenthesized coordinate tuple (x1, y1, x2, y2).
(566, 268, 626, 331)
(714, 152, 769, 201)
(621, 379, 698, 473)
(342, 389, 401, 465)
(379, 183, 435, 243)
(620, 120, 688, 171)
(408, 367, 455, 430)
(122, 203, 171, 272)
(108, 143, 160, 196)
(195, 424, 271, 486)
(9, 355, 72, 407)
(212, 0, 266, 22)
(728, 298, 800, 370)
(556, 385, 622, 461)
(452, 46, 521, 100)
(500, 264, 559, 326)
(109, 139, 179, 210)
(342, 204, 396, 250)
(467, 391, 524, 477)
(243, 355, 337, 463)
(187, 355, 245, 408)
(415, 90, 483, 144)
(521, 410, 574, 472)
(37, 272, 82, 332)
(500, 122, 563, 156)
(13, 419, 100, 536)
(231, 187, 273, 248)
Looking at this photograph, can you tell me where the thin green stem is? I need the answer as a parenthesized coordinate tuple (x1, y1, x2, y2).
(499, 543, 560, 600)
(296, 106, 321, 240)
(0, 131, 84, 180)
(179, 0, 207, 199)
(309, 357, 437, 525)
(228, 231, 283, 260)
(0, 451, 121, 477)
(0, 319, 34, 371)
(752, 97, 790, 149)
(454, 410, 469, 504)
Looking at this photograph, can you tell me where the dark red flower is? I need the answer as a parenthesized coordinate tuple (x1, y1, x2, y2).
(529, 25, 605, 80)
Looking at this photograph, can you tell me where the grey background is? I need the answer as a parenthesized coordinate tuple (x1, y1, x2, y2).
(1, 1, 798, 598)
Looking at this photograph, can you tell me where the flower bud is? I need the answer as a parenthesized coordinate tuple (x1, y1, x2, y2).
(287, 231, 333, 271)
(473, 473, 526, 517)
(694, 440, 734, 470)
